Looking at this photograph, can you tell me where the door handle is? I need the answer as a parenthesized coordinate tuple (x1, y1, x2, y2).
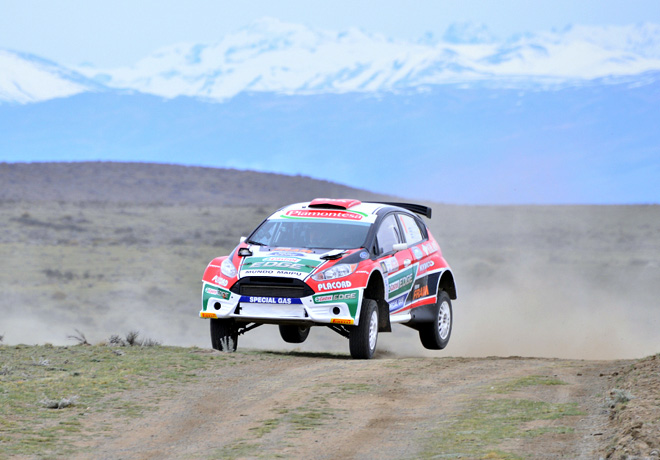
(404, 259, 411, 267)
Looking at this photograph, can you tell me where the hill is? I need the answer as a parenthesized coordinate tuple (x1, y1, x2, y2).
(0, 161, 389, 205)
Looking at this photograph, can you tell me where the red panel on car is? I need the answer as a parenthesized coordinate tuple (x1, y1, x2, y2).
(309, 198, 362, 209)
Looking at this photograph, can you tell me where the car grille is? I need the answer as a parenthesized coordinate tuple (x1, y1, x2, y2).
(230, 277, 314, 298)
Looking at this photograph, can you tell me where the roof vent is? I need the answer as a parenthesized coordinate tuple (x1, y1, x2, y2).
(308, 198, 362, 210)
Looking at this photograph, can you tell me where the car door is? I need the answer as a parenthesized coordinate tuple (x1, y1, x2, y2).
(397, 213, 437, 309)
(374, 214, 415, 316)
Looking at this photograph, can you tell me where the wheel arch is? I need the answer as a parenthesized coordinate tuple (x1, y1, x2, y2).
(439, 269, 457, 300)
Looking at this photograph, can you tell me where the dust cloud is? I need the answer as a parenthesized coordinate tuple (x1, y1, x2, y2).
(3, 265, 657, 361)
(2, 202, 659, 361)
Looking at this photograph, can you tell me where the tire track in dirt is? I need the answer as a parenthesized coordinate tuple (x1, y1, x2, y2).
(84, 352, 629, 460)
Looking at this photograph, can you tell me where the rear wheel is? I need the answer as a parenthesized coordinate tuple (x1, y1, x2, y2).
(210, 318, 238, 352)
(279, 325, 311, 343)
(419, 291, 452, 350)
(349, 299, 379, 359)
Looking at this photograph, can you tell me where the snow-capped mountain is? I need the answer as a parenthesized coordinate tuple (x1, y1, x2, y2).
(75, 19, 660, 101)
(0, 50, 101, 104)
(2, 19, 660, 104)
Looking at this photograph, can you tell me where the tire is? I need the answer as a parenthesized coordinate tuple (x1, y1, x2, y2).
(349, 299, 379, 359)
(279, 325, 311, 343)
(210, 318, 238, 352)
(419, 291, 452, 350)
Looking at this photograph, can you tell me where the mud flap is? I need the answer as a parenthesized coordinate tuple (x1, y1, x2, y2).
(377, 299, 392, 332)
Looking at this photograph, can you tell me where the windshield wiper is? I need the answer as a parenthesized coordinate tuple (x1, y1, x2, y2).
(246, 239, 267, 246)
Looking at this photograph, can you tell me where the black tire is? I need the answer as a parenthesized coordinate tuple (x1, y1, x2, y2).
(210, 318, 238, 352)
(419, 291, 452, 350)
(279, 325, 311, 343)
(349, 299, 379, 359)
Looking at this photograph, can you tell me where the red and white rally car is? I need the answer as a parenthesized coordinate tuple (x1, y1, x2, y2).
(200, 199, 457, 359)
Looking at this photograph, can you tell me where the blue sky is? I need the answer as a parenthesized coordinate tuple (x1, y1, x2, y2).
(2, 0, 659, 205)
(2, 0, 660, 67)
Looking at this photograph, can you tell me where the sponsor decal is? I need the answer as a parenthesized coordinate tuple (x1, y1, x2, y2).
(331, 318, 354, 325)
(272, 248, 314, 255)
(421, 242, 438, 256)
(241, 269, 307, 278)
(412, 247, 424, 260)
(242, 257, 321, 275)
(264, 257, 300, 262)
(360, 251, 369, 259)
(388, 273, 413, 294)
(313, 289, 360, 317)
(387, 266, 417, 298)
(314, 292, 357, 303)
(203, 283, 231, 302)
(200, 312, 217, 319)
(240, 296, 303, 305)
(284, 209, 365, 221)
(419, 260, 435, 272)
(389, 295, 406, 312)
(380, 257, 398, 274)
(249, 261, 306, 270)
(355, 270, 370, 275)
(211, 275, 229, 286)
(412, 285, 430, 300)
(317, 280, 352, 290)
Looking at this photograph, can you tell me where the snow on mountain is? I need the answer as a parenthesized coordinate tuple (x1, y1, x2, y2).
(75, 19, 660, 101)
(0, 50, 101, 104)
(3, 19, 660, 104)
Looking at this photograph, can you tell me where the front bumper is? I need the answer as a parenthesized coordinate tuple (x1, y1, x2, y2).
(201, 282, 360, 325)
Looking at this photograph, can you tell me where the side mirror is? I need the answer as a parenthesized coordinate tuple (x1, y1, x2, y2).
(392, 243, 408, 252)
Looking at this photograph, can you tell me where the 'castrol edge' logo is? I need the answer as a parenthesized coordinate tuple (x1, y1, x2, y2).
(285, 210, 363, 220)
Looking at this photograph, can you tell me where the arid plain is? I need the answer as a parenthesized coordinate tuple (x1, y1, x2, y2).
(1, 162, 658, 458)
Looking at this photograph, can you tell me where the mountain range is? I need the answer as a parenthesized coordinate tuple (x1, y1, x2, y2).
(1, 19, 659, 204)
(3, 19, 660, 104)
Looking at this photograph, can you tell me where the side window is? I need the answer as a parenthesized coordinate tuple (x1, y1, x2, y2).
(375, 214, 401, 254)
(398, 214, 424, 245)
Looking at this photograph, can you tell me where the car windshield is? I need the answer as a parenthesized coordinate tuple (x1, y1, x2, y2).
(248, 219, 371, 250)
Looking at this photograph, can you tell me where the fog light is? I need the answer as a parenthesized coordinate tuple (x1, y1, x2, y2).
(332, 307, 341, 315)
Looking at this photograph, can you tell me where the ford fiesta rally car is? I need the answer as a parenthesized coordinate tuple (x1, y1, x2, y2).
(200, 198, 457, 359)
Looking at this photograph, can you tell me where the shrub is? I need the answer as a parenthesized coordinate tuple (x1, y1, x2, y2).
(67, 329, 90, 346)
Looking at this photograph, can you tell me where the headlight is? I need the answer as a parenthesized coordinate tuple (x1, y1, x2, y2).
(221, 258, 237, 278)
(312, 263, 357, 281)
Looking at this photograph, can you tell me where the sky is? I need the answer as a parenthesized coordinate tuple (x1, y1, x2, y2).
(2, 0, 659, 205)
(2, 0, 660, 67)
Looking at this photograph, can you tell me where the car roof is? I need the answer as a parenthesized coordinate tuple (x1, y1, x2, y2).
(268, 198, 431, 224)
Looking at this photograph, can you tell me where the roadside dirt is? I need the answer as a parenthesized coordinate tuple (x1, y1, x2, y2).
(74, 351, 648, 460)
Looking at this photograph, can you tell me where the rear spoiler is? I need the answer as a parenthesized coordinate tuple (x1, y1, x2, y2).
(368, 202, 432, 219)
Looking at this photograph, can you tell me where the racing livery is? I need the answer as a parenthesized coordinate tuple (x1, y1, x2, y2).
(200, 199, 457, 359)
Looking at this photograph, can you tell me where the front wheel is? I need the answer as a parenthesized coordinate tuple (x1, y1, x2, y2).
(349, 299, 379, 359)
(419, 291, 453, 350)
(210, 318, 238, 352)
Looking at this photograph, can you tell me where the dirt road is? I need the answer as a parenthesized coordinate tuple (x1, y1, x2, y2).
(80, 351, 632, 459)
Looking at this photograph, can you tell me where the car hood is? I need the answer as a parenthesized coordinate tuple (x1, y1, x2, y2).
(237, 246, 347, 280)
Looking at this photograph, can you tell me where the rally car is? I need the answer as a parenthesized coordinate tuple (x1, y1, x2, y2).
(200, 198, 457, 359)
